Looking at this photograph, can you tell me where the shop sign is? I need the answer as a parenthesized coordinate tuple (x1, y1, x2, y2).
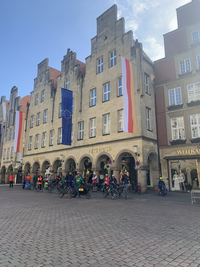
(176, 149, 200, 155)
(33, 156, 45, 161)
(89, 147, 112, 154)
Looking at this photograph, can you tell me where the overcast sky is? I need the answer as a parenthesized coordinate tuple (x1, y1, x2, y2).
(0, 0, 190, 100)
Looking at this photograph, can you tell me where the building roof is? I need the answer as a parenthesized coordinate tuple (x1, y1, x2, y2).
(48, 67, 61, 89)
(20, 95, 30, 113)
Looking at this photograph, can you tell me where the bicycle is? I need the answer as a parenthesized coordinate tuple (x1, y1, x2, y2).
(122, 184, 129, 200)
(58, 184, 72, 199)
(103, 184, 119, 200)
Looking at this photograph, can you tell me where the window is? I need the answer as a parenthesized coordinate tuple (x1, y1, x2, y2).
(3, 149, 6, 160)
(35, 134, 39, 149)
(42, 132, 46, 148)
(29, 136, 32, 150)
(41, 90, 45, 102)
(10, 112, 13, 126)
(50, 130, 54, 146)
(97, 57, 103, 73)
(187, 82, 200, 102)
(103, 114, 110, 135)
(43, 109, 48, 123)
(90, 89, 96, 106)
(35, 94, 39, 105)
(30, 115, 34, 128)
(36, 113, 41, 126)
(146, 108, 151, 131)
(11, 147, 13, 159)
(180, 59, 191, 74)
(171, 117, 185, 140)
(190, 114, 200, 138)
(110, 50, 116, 67)
(145, 74, 150, 94)
(58, 127, 62, 144)
(197, 55, 200, 69)
(7, 148, 10, 159)
(169, 88, 182, 106)
(78, 121, 84, 140)
(103, 83, 110, 102)
(59, 103, 62, 118)
(66, 77, 70, 90)
(90, 118, 96, 138)
(192, 30, 199, 44)
(118, 110, 123, 132)
(9, 128, 13, 141)
(118, 77, 122, 96)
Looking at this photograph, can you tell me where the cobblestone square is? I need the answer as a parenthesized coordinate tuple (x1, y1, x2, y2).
(0, 186, 200, 267)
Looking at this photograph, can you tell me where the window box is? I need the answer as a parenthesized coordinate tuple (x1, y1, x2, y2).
(190, 137, 200, 144)
(186, 100, 200, 107)
(170, 139, 186, 145)
(178, 71, 192, 78)
(167, 104, 183, 111)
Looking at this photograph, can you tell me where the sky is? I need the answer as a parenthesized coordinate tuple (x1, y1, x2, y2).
(0, 0, 191, 101)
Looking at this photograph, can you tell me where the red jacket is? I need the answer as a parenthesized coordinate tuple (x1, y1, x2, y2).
(9, 175, 14, 182)
(26, 175, 31, 183)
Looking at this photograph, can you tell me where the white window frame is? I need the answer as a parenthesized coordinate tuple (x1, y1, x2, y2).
(43, 109, 48, 124)
(59, 103, 62, 118)
(30, 115, 34, 128)
(97, 57, 103, 73)
(35, 94, 39, 105)
(90, 118, 96, 138)
(192, 30, 199, 44)
(103, 114, 110, 135)
(103, 83, 110, 102)
(118, 77, 122, 96)
(197, 55, 200, 69)
(7, 148, 10, 159)
(58, 127, 62, 144)
(41, 90, 45, 102)
(36, 113, 41, 126)
(29, 136, 32, 150)
(171, 117, 185, 140)
(190, 114, 200, 139)
(50, 130, 54, 146)
(145, 74, 150, 94)
(78, 121, 84, 140)
(3, 149, 6, 160)
(187, 82, 200, 102)
(66, 77, 70, 90)
(35, 134, 39, 149)
(168, 87, 182, 106)
(9, 128, 13, 141)
(180, 58, 191, 74)
(42, 132, 46, 148)
(146, 108, 151, 131)
(118, 110, 123, 132)
(110, 50, 116, 67)
(90, 89, 96, 106)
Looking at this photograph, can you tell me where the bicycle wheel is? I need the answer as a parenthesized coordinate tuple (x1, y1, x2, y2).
(54, 187, 58, 194)
(103, 190, 108, 198)
(128, 185, 133, 193)
(43, 188, 48, 193)
(109, 188, 119, 199)
(86, 192, 91, 199)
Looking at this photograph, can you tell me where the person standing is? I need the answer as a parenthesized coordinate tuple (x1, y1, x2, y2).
(26, 173, 31, 184)
(122, 171, 129, 198)
(65, 171, 74, 187)
(9, 174, 14, 188)
(33, 173, 38, 190)
(37, 174, 43, 191)
(92, 172, 97, 192)
(74, 173, 83, 197)
(104, 174, 110, 186)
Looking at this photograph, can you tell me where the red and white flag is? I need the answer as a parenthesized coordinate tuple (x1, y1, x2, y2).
(13, 111, 26, 153)
(121, 56, 137, 134)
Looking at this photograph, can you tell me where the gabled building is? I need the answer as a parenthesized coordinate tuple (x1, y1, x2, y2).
(155, 0, 200, 191)
(23, 5, 159, 192)
(0, 86, 30, 183)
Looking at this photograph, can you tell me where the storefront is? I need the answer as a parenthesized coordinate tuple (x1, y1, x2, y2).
(160, 146, 200, 191)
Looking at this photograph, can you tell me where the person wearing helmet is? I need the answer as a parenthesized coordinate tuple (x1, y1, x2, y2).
(157, 177, 166, 194)
(92, 172, 97, 192)
(104, 174, 110, 186)
(110, 174, 117, 185)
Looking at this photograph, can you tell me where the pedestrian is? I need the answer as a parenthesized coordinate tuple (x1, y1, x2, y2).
(122, 171, 129, 198)
(26, 173, 31, 183)
(33, 173, 38, 190)
(74, 173, 83, 197)
(9, 173, 14, 188)
(110, 174, 117, 185)
(65, 171, 74, 187)
(37, 174, 43, 190)
(104, 174, 110, 186)
(92, 172, 97, 192)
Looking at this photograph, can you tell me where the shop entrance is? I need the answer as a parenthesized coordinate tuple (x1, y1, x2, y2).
(119, 153, 137, 185)
(16, 167, 23, 183)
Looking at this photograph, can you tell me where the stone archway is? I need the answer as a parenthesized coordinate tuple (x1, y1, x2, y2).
(32, 161, 40, 175)
(41, 160, 51, 177)
(78, 155, 93, 182)
(7, 165, 13, 183)
(16, 166, 23, 183)
(24, 162, 31, 176)
(65, 157, 76, 175)
(146, 152, 158, 187)
(1, 166, 6, 184)
(52, 158, 62, 177)
(95, 153, 113, 178)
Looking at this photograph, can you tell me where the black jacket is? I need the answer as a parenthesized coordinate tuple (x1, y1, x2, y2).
(122, 174, 129, 184)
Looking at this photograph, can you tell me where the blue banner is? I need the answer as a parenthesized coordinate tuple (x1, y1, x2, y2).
(61, 88, 72, 146)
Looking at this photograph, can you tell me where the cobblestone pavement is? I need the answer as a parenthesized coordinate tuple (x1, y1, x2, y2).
(0, 186, 200, 267)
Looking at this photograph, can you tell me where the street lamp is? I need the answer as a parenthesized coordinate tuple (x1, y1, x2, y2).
(133, 145, 138, 156)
